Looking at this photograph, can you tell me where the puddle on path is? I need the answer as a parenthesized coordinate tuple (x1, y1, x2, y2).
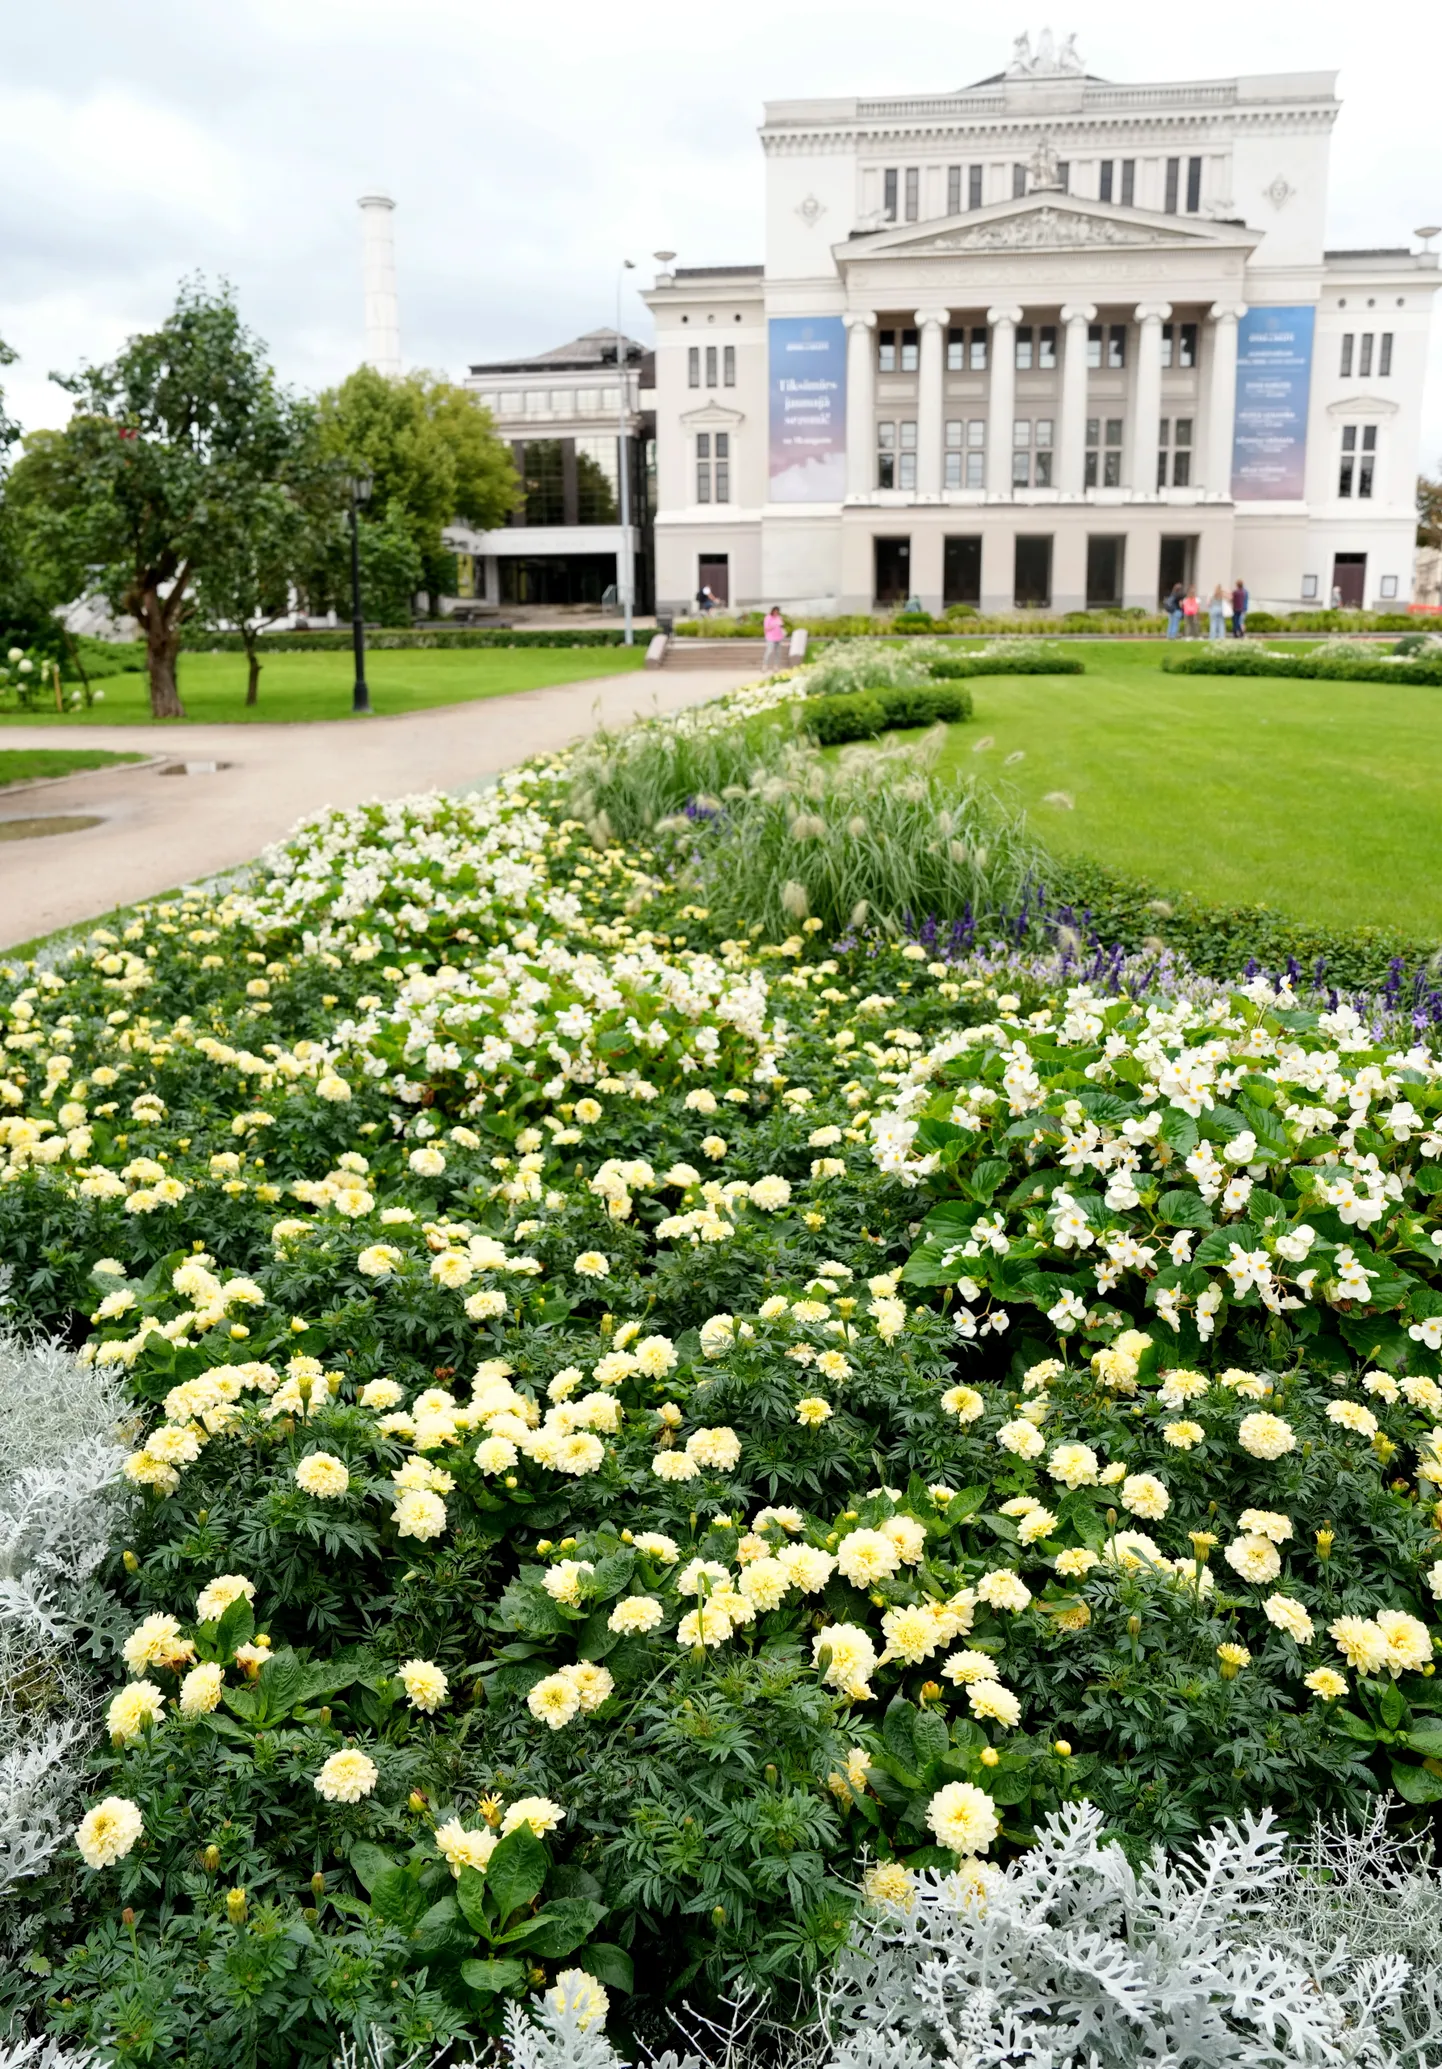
(0, 814, 104, 841)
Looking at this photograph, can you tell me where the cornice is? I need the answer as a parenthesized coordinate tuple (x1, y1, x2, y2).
(760, 106, 1337, 153)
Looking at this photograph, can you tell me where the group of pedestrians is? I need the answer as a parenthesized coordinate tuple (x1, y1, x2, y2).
(1165, 579, 1249, 639)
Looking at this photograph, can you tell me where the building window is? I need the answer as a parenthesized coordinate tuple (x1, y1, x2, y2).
(1085, 417, 1124, 488)
(1161, 322, 1197, 368)
(705, 345, 717, 388)
(714, 431, 730, 503)
(1099, 159, 1114, 202)
(1158, 418, 1193, 487)
(1086, 323, 1103, 370)
(575, 435, 619, 521)
(1185, 156, 1202, 212)
(900, 327, 919, 372)
(1359, 423, 1377, 497)
(1012, 417, 1031, 487)
(1380, 331, 1393, 375)
(877, 420, 895, 489)
(946, 419, 985, 488)
(1057, 161, 1070, 192)
(1165, 158, 1180, 213)
(969, 164, 983, 208)
(1302, 574, 1319, 600)
(1011, 419, 1054, 488)
(883, 168, 898, 221)
(1107, 324, 1127, 369)
(904, 167, 919, 221)
(898, 419, 917, 490)
(1121, 158, 1136, 205)
(688, 347, 700, 389)
(1380, 574, 1399, 599)
(1337, 424, 1376, 498)
(696, 432, 712, 503)
(1035, 418, 1054, 486)
(969, 326, 988, 371)
(1015, 325, 1034, 371)
(947, 165, 962, 214)
(723, 344, 735, 387)
(1358, 333, 1374, 377)
(878, 329, 896, 374)
(946, 326, 966, 371)
(1012, 162, 1027, 198)
(1340, 333, 1354, 377)
(1038, 324, 1057, 369)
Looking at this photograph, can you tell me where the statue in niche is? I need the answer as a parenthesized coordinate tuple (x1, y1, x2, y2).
(1027, 135, 1064, 190)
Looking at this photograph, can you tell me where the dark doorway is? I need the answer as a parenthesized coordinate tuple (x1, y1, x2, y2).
(1014, 535, 1053, 609)
(1158, 535, 1197, 601)
(698, 555, 730, 605)
(943, 535, 982, 607)
(1332, 553, 1366, 607)
(1086, 535, 1125, 608)
(499, 554, 619, 606)
(874, 536, 912, 605)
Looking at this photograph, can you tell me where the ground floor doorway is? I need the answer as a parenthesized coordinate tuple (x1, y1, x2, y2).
(1332, 553, 1366, 607)
(498, 554, 619, 606)
(874, 536, 911, 605)
(1086, 535, 1126, 609)
(1014, 535, 1052, 609)
(697, 554, 730, 606)
(943, 535, 982, 608)
(1158, 535, 1198, 602)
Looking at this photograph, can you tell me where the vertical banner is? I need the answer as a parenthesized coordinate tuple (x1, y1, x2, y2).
(1231, 306, 1316, 500)
(768, 316, 847, 501)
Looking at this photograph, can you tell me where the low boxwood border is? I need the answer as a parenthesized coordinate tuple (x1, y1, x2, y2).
(179, 627, 634, 652)
(1163, 649, 1442, 686)
(800, 683, 974, 744)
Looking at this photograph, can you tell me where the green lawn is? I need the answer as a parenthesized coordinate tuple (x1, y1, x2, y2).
(922, 642, 1442, 935)
(0, 747, 144, 786)
(0, 646, 648, 726)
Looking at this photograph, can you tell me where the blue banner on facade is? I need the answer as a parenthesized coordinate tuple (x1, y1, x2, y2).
(1231, 306, 1316, 501)
(768, 317, 847, 501)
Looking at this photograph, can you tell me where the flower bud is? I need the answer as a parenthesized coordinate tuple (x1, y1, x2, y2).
(1316, 1526, 1335, 1561)
(1053, 1740, 1072, 1757)
(122, 1551, 139, 1574)
(225, 1888, 248, 1926)
(919, 1680, 942, 1705)
(980, 1746, 1000, 1768)
(318, 1707, 331, 1727)
(311, 1872, 325, 1898)
(202, 1844, 220, 1873)
(712, 1905, 726, 1928)
(408, 1791, 428, 1813)
(1127, 1614, 1142, 1638)
(765, 1764, 778, 1786)
(196, 1510, 209, 1526)
(1105, 1508, 1118, 1532)
(121, 1907, 136, 1928)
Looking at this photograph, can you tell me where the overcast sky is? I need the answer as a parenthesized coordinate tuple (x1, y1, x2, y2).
(2, 0, 1440, 465)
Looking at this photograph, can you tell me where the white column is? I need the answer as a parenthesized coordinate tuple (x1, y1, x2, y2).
(1058, 303, 1096, 495)
(1128, 302, 1171, 493)
(358, 194, 401, 375)
(985, 305, 1023, 496)
(1207, 301, 1246, 496)
(844, 313, 877, 500)
(915, 307, 950, 498)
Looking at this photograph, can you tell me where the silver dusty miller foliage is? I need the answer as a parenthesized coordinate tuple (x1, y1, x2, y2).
(0, 1324, 135, 1905)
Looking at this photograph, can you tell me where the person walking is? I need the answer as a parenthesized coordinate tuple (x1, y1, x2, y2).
(1208, 582, 1227, 640)
(762, 605, 787, 672)
(1181, 586, 1200, 638)
(1165, 582, 1184, 638)
(1230, 578, 1248, 638)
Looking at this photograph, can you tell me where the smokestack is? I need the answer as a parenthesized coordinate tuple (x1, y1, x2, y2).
(358, 194, 400, 376)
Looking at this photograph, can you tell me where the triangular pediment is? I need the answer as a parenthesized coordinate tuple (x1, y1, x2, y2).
(680, 401, 745, 428)
(837, 195, 1256, 262)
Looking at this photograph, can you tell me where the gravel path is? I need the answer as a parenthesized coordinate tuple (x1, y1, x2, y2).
(0, 668, 751, 949)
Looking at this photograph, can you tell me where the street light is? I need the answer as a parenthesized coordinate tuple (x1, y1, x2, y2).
(616, 260, 636, 646)
(345, 470, 374, 714)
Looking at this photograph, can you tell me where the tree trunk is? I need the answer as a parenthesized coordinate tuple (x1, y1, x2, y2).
(141, 591, 186, 719)
(243, 629, 261, 706)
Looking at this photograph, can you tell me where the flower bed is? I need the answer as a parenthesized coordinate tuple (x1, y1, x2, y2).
(1, 682, 1441, 2065)
(1164, 646, 1442, 685)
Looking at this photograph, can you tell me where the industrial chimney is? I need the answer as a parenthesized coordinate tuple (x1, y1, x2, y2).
(358, 194, 401, 376)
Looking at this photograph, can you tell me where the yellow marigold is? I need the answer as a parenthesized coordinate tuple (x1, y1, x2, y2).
(925, 1781, 1000, 1856)
(392, 1489, 447, 1540)
(527, 1673, 581, 1730)
(399, 1659, 449, 1713)
(435, 1819, 497, 1877)
(796, 1396, 833, 1427)
(179, 1662, 225, 1716)
(195, 1574, 255, 1624)
(1304, 1667, 1348, 1701)
(75, 1796, 143, 1870)
(295, 1451, 349, 1499)
(500, 1795, 564, 1838)
(1237, 1412, 1295, 1460)
(108, 1681, 165, 1742)
(863, 1861, 916, 1908)
(608, 1595, 665, 1633)
(547, 1969, 609, 2033)
(314, 1749, 378, 1803)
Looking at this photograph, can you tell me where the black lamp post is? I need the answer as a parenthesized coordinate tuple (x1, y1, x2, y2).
(345, 471, 374, 713)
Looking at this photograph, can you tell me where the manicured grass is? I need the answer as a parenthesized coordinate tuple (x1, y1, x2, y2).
(0, 747, 144, 786)
(0, 646, 648, 726)
(918, 641, 1442, 936)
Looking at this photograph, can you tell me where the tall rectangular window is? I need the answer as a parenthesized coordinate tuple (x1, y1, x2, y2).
(705, 345, 717, 388)
(1085, 417, 1124, 488)
(687, 346, 700, 388)
(1034, 418, 1054, 487)
(1012, 418, 1031, 488)
(904, 167, 919, 221)
(1380, 332, 1393, 375)
(966, 418, 985, 487)
(898, 419, 917, 491)
(900, 328, 919, 372)
(1057, 161, 1070, 192)
(696, 432, 711, 503)
(944, 418, 964, 488)
(877, 421, 895, 490)
(1172, 418, 1193, 487)
(968, 164, 983, 208)
(1012, 162, 1027, 198)
(970, 326, 988, 371)
(878, 329, 896, 374)
(1164, 159, 1180, 213)
(946, 326, 965, 371)
(1161, 323, 1197, 369)
(1185, 156, 1202, 212)
(714, 432, 730, 504)
(1121, 159, 1136, 205)
(1099, 159, 1114, 202)
(1359, 423, 1377, 498)
(1359, 333, 1374, 376)
(1157, 418, 1169, 491)
(947, 165, 962, 214)
(883, 168, 898, 221)
(1338, 423, 1356, 497)
(723, 344, 735, 387)
(1107, 324, 1127, 369)
(1038, 324, 1057, 369)
(1340, 333, 1354, 376)
(1015, 325, 1034, 371)
(1086, 323, 1103, 369)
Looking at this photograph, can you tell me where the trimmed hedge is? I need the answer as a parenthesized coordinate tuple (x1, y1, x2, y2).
(1164, 649, 1442, 686)
(926, 651, 1085, 680)
(179, 627, 633, 652)
(674, 608, 1420, 640)
(801, 682, 972, 744)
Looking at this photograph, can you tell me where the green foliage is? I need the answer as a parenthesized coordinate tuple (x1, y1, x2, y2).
(801, 685, 972, 747)
(178, 627, 634, 651)
(1163, 649, 1442, 686)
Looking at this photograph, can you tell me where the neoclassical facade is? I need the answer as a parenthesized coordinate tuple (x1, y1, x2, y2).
(645, 40, 1438, 615)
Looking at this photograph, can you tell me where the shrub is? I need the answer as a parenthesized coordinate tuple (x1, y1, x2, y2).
(800, 687, 971, 746)
(800, 643, 940, 701)
(180, 628, 634, 652)
(1163, 649, 1442, 686)
(889, 612, 935, 634)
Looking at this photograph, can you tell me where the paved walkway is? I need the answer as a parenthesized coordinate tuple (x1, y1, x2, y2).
(0, 668, 754, 949)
